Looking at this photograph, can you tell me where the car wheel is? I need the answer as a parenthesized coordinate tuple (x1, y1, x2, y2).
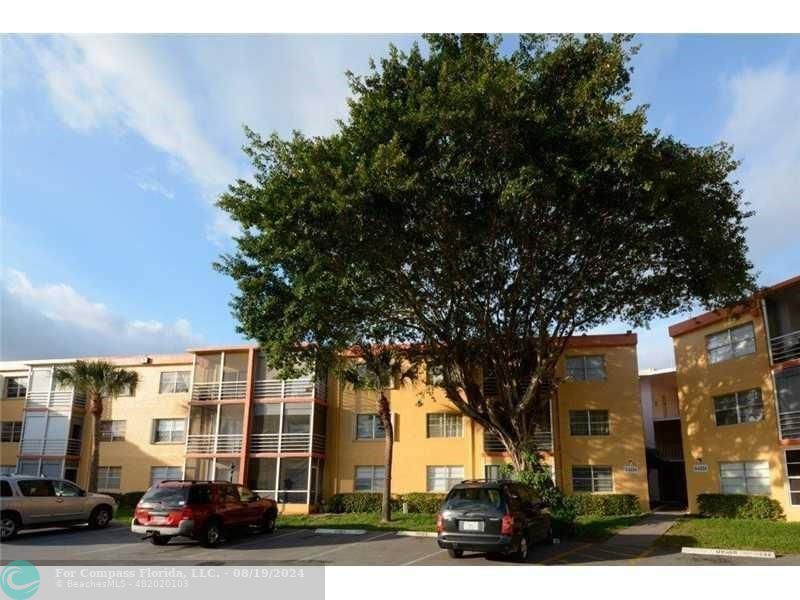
(259, 511, 276, 534)
(200, 521, 222, 547)
(88, 506, 112, 529)
(151, 535, 171, 546)
(447, 549, 464, 558)
(513, 536, 529, 562)
(0, 513, 20, 541)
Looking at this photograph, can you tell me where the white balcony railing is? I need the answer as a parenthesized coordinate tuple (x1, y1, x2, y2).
(20, 438, 81, 455)
(778, 409, 800, 440)
(24, 391, 85, 410)
(656, 442, 684, 461)
(771, 330, 800, 364)
(191, 381, 247, 402)
(253, 379, 316, 400)
(249, 432, 318, 453)
(186, 433, 243, 454)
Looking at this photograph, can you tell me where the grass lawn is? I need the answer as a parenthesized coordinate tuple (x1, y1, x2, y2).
(656, 517, 800, 555)
(277, 512, 437, 532)
(570, 514, 646, 542)
(114, 507, 134, 524)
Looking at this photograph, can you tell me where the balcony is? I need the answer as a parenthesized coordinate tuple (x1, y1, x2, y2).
(765, 285, 800, 365)
(253, 378, 324, 400)
(249, 432, 326, 453)
(483, 430, 552, 453)
(653, 395, 680, 420)
(24, 391, 86, 411)
(776, 366, 800, 440)
(656, 442, 684, 461)
(191, 381, 247, 402)
(20, 438, 81, 456)
(771, 330, 800, 364)
(186, 433, 243, 454)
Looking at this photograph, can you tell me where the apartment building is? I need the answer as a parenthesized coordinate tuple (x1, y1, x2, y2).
(669, 274, 800, 521)
(0, 333, 650, 513)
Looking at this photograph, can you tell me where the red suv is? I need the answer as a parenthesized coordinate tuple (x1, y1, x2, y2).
(131, 480, 278, 547)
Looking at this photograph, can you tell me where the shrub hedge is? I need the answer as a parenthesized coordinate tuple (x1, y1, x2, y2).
(697, 494, 784, 520)
(107, 491, 145, 509)
(565, 493, 640, 516)
(402, 492, 447, 513)
(324, 492, 443, 514)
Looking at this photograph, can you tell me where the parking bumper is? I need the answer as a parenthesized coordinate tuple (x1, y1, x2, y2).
(131, 519, 195, 537)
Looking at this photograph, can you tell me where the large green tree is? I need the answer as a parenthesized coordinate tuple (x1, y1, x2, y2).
(55, 360, 139, 492)
(217, 34, 754, 470)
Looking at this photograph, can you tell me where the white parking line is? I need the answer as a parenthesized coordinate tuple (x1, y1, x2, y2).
(178, 529, 305, 561)
(402, 548, 447, 566)
(300, 531, 397, 562)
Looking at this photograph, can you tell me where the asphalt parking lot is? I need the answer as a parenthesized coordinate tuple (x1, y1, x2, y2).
(1, 522, 796, 566)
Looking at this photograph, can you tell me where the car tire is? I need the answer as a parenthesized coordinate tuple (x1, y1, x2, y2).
(447, 549, 464, 558)
(200, 520, 223, 548)
(259, 511, 277, 534)
(88, 505, 113, 529)
(151, 535, 171, 546)
(0, 512, 20, 541)
(512, 536, 529, 562)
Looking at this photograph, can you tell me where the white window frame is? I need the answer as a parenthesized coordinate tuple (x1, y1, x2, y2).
(568, 410, 610, 436)
(152, 418, 186, 444)
(355, 414, 385, 440)
(706, 323, 756, 365)
(572, 465, 613, 493)
(4, 377, 28, 399)
(97, 466, 122, 491)
(565, 355, 606, 381)
(719, 461, 770, 496)
(158, 371, 191, 394)
(713, 388, 764, 426)
(150, 466, 182, 486)
(426, 413, 463, 438)
(354, 465, 385, 492)
(0, 421, 23, 443)
(426, 465, 464, 492)
(99, 420, 126, 442)
(787, 449, 800, 506)
(0, 465, 15, 476)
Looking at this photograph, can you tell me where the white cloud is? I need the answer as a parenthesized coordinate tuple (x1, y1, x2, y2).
(721, 63, 800, 267)
(135, 176, 175, 200)
(1, 269, 202, 359)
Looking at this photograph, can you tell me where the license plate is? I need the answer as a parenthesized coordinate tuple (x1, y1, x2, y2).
(459, 520, 484, 532)
(149, 517, 167, 525)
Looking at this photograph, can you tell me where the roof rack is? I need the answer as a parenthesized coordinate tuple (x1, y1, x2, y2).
(458, 478, 513, 485)
(155, 479, 235, 485)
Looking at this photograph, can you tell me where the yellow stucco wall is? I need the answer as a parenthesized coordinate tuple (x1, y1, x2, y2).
(673, 311, 800, 521)
(325, 344, 650, 510)
(0, 397, 25, 469)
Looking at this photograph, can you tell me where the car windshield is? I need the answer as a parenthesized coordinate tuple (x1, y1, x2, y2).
(139, 486, 189, 507)
(444, 487, 504, 511)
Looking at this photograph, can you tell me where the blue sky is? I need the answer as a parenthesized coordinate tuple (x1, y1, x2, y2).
(2, 34, 799, 368)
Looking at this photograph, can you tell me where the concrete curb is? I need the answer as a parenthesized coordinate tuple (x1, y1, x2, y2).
(681, 546, 776, 559)
(314, 528, 368, 535)
(395, 530, 438, 538)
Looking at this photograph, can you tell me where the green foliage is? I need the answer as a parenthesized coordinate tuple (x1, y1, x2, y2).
(656, 518, 800, 554)
(325, 493, 401, 514)
(108, 491, 145, 510)
(54, 360, 139, 404)
(217, 33, 755, 462)
(402, 493, 447, 513)
(697, 494, 785, 520)
(566, 493, 641, 516)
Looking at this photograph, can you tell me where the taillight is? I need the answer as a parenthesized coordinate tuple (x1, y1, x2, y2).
(501, 514, 514, 535)
(179, 507, 194, 521)
(436, 513, 444, 533)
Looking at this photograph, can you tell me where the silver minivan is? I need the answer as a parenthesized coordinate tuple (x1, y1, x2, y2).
(0, 475, 117, 540)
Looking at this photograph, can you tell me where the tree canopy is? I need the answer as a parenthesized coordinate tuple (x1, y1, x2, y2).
(216, 34, 754, 466)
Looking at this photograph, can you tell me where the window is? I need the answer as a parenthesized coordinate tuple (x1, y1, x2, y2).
(4, 377, 27, 398)
(426, 413, 463, 438)
(355, 414, 385, 440)
(426, 465, 464, 492)
(18, 479, 55, 497)
(0, 480, 12, 497)
(572, 465, 613, 492)
(54, 481, 83, 497)
(0, 421, 22, 443)
(150, 466, 182, 486)
(354, 466, 385, 492)
(484, 464, 501, 481)
(569, 410, 610, 436)
(707, 323, 756, 364)
(99, 420, 126, 442)
(153, 418, 186, 443)
(97, 466, 122, 491)
(0, 465, 15, 476)
(566, 356, 605, 381)
(426, 365, 444, 386)
(719, 461, 770, 495)
(714, 389, 763, 426)
(787, 450, 800, 506)
(158, 371, 191, 394)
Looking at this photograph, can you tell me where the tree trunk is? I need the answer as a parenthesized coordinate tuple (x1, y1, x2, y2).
(89, 394, 103, 493)
(377, 391, 393, 523)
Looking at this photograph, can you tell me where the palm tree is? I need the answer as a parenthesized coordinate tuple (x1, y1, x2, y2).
(339, 345, 418, 523)
(55, 360, 139, 492)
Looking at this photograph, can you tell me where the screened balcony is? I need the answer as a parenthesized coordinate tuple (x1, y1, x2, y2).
(776, 366, 800, 440)
(249, 402, 326, 454)
(19, 413, 84, 457)
(765, 285, 800, 364)
(252, 352, 326, 401)
(24, 367, 86, 410)
(191, 351, 249, 401)
(186, 404, 244, 454)
(247, 456, 325, 505)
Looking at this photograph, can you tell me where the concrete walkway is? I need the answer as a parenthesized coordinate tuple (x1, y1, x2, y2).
(602, 510, 683, 553)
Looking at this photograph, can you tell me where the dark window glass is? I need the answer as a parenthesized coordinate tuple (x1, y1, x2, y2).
(444, 487, 504, 511)
(140, 486, 189, 507)
(18, 479, 55, 497)
(0, 481, 12, 497)
(188, 485, 211, 505)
